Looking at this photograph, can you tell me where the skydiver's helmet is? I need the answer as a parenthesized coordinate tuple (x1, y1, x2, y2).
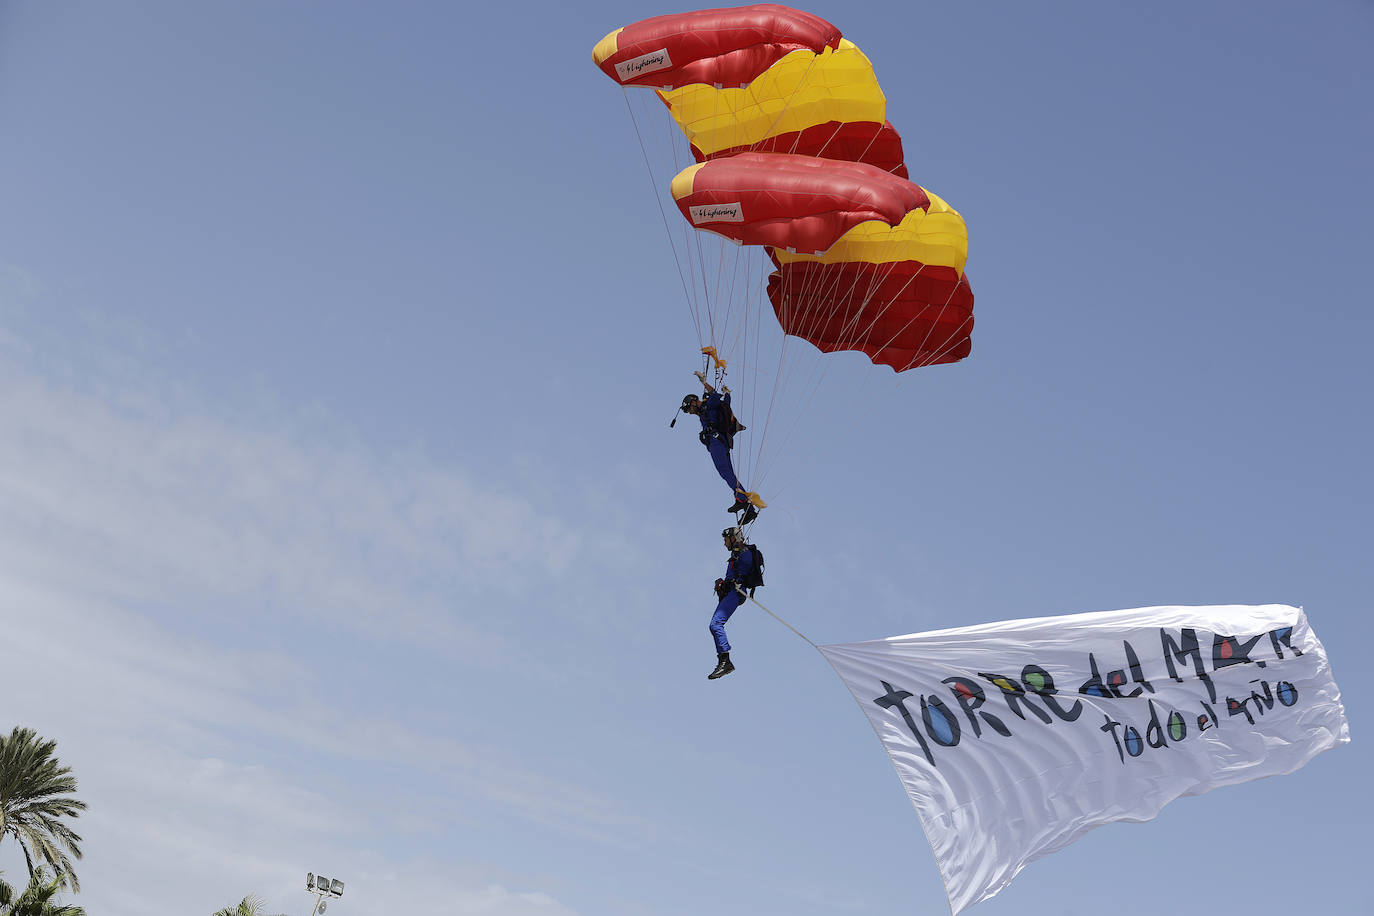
(722, 526, 744, 548)
(680, 394, 701, 414)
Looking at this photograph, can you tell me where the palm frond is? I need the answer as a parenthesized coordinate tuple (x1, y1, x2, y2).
(0, 728, 87, 893)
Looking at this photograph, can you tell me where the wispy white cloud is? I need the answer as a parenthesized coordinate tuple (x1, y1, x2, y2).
(0, 315, 644, 914)
(0, 346, 587, 647)
(3, 572, 599, 915)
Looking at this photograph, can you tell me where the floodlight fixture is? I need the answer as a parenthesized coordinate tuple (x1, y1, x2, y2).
(305, 869, 346, 916)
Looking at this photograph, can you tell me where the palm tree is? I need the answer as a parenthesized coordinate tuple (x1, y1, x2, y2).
(213, 894, 265, 916)
(0, 728, 87, 892)
(0, 870, 86, 916)
(213, 894, 288, 916)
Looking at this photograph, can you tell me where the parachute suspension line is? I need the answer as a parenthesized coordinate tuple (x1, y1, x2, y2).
(667, 99, 715, 352)
(709, 88, 756, 371)
(623, 89, 704, 345)
(743, 249, 770, 495)
(749, 257, 888, 496)
(780, 258, 906, 450)
(762, 259, 968, 493)
(747, 257, 822, 492)
(751, 248, 813, 476)
(661, 89, 718, 355)
(737, 245, 771, 496)
(840, 260, 971, 372)
(817, 258, 906, 362)
(751, 52, 824, 156)
(739, 588, 817, 650)
(787, 250, 877, 355)
(848, 116, 895, 177)
(750, 317, 833, 499)
(693, 216, 719, 348)
(890, 276, 975, 377)
(765, 83, 898, 178)
(758, 243, 926, 497)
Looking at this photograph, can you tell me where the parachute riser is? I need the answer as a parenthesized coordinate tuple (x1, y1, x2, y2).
(701, 345, 728, 388)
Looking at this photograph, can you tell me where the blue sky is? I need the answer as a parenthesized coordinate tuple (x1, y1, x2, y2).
(1, 2, 1370, 914)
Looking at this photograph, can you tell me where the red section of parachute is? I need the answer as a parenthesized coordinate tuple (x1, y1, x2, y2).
(675, 153, 929, 254)
(691, 120, 909, 178)
(599, 4, 841, 89)
(767, 262, 974, 371)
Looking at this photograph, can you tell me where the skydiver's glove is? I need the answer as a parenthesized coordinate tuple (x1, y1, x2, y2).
(714, 578, 730, 599)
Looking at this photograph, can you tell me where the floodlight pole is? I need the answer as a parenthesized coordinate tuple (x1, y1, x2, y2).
(305, 871, 344, 915)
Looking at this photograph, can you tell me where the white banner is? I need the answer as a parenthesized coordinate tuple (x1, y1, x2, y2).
(818, 604, 1349, 914)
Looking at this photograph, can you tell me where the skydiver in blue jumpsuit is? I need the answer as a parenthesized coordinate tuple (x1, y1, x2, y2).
(681, 370, 759, 525)
(707, 526, 759, 679)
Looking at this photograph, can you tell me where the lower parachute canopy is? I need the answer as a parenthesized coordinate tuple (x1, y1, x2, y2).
(670, 152, 928, 254)
(769, 186, 974, 371)
(768, 262, 973, 371)
(672, 152, 975, 372)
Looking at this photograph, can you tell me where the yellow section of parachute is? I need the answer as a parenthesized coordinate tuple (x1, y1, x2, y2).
(658, 40, 886, 156)
(591, 28, 623, 66)
(670, 162, 705, 201)
(773, 190, 970, 273)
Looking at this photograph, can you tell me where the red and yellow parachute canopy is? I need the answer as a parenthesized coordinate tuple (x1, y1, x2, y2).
(671, 153, 972, 371)
(593, 4, 973, 374)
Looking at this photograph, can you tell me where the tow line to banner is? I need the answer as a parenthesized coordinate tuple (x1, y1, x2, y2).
(741, 589, 818, 649)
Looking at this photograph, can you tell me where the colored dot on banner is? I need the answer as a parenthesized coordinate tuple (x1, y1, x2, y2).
(1168, 712, 1187, 741)
(1124, 728, 1144, 757)
(1220, 640, 1234, 659)
(1024, 671, 1046, 691)
(954, 683, 974, 699)
(926, 703, 957, 746)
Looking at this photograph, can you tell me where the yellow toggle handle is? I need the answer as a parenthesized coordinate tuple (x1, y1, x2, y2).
(700, 346, 728, 371)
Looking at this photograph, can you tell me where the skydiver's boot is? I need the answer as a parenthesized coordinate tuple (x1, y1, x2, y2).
(727, 496, 750, 514)
(708, 652, 735, 679)
(740, 504, 759, 525)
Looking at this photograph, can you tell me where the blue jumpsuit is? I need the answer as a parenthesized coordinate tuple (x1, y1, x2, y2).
(698, 391, 747, 502)
(709, 546, 756, 655)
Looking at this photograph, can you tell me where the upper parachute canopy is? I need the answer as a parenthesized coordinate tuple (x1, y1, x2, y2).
(594, 4, 974, 373)
(592, 4, 840, 89)
(657, 38, 906, 177)
(594, 6, 907, 176)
